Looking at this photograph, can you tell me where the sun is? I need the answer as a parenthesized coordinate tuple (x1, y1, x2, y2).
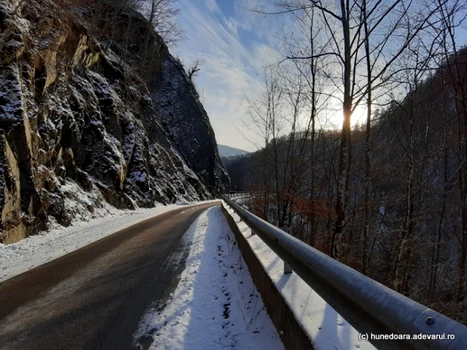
(351, 104, 368, 127)
(319, 104, 368, 130)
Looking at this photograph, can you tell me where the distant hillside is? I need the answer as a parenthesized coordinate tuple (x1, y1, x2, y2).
(218, 145, 250, 158)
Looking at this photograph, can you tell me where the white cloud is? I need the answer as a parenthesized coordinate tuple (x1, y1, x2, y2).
(205, 0, 219, 14)
(173, 0, 282, 151)
(223, 16, 238, 37)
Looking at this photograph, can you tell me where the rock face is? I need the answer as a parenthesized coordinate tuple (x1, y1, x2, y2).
(0, 0, 228, 243)
(152, 54, 230, 193)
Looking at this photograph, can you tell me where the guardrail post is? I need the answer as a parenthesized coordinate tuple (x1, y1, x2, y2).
(284, 261, 292, 275)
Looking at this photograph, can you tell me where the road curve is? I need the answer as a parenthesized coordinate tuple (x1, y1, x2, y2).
(0, 202, 219, 350)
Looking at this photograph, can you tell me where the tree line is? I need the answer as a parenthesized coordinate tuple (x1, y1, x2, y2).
(239, 0, 467, 323)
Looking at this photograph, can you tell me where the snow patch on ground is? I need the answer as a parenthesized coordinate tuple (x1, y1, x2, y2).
(53, 180, 118, 226)
(223, 203, 376, 350)
(0, 201, 217, 283)
(134, 206, 284, 350)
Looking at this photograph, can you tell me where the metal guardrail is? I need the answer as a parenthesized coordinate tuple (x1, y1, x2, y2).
(222, 196, 467, 350)
(226, 191, 248, 198)
(226, 192, 250, 202)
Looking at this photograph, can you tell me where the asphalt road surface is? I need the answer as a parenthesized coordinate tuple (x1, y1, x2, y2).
(0, 202, 218, 350)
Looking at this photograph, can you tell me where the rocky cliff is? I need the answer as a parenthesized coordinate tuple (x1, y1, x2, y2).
(152, 54, 230, 193)
(0, 0, 229, 243)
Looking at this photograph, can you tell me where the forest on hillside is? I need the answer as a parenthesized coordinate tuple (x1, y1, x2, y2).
(229, 0, 467, 323)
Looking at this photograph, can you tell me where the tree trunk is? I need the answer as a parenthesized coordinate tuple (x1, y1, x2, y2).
(333, 0, 352, 260)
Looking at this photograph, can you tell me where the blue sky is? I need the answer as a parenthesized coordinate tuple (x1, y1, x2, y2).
(172, 0, 467, 152)
(173, 0, 280, 151)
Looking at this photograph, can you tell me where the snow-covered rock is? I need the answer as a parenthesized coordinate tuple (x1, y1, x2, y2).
(0, 0, 228, 243)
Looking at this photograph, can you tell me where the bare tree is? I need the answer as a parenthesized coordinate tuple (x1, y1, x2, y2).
(268, 0, 445, 258)
(141, 0, 184, 47)
(246, 67, 284, 223)
(243, 0, 467, 322)
(432, 0, 467, 311)
(187, 60, 201, 80)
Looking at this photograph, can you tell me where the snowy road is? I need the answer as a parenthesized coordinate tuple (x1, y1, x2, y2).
(0, 203, 218, 350)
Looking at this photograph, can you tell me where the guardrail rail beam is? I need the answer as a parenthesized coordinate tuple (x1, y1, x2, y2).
(222, 195, 467, 350)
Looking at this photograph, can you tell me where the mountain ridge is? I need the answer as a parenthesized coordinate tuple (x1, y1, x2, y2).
(218, 144, 250, 158)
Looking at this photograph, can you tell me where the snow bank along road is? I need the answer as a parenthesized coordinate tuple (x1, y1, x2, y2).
(0, 202, 218, 350)
(134, 206, 283, 350)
